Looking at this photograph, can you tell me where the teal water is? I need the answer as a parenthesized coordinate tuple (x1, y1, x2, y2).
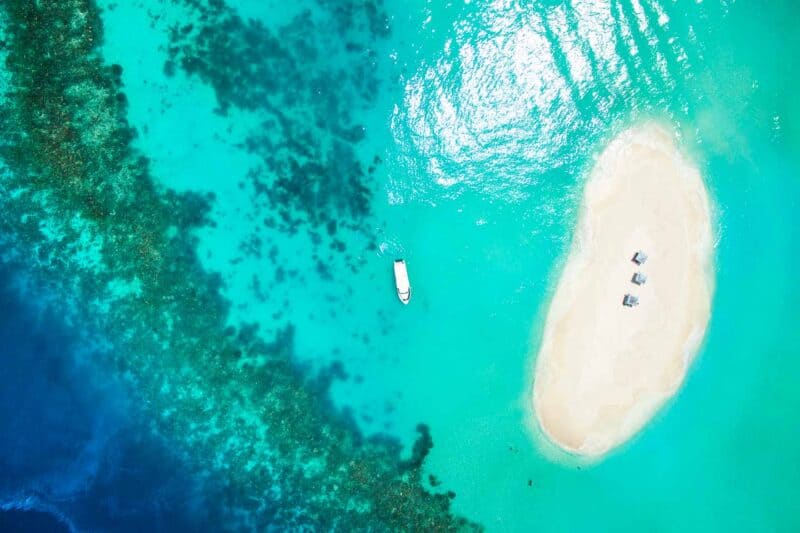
(381, 2, 800, 530)
(0, 0, 798, 530)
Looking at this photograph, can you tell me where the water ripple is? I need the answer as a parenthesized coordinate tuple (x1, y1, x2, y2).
(391, 0, 701, 203)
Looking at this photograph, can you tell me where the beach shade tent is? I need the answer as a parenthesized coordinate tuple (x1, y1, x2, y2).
(632, 272, 647, 285)
(622, 294, 640, 307)
(632, 251, 648, 265)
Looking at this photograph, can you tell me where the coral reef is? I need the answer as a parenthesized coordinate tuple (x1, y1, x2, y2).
(0, 1, 479, 530)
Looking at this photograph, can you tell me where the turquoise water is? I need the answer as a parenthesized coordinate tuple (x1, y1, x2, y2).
(0, 0, 798, 530)
(381, 2, 800, 530)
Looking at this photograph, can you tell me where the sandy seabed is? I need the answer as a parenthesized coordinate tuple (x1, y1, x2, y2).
(532, 123, 714, 458)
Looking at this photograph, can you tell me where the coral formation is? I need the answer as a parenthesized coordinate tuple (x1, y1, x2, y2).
(0, 1, 478, 530)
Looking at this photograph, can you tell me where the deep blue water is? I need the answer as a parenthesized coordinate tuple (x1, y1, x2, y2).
(0, 268, 226, 532)
(0, 509, 70, 533)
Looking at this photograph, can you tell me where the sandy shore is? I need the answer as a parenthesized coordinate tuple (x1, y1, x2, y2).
(532, 123, 714, 458)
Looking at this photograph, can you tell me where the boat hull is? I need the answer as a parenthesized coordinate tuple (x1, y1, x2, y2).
(393, 259, 411, 304)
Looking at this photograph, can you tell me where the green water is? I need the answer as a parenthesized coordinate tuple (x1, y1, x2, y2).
(105, 0, 799, 529)
(378, 1, 800, 530)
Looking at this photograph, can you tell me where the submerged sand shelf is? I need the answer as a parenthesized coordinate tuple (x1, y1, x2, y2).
(532, 123, 714, 458)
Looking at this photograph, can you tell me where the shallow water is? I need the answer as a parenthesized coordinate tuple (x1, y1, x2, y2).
(0, 0, 798, 530)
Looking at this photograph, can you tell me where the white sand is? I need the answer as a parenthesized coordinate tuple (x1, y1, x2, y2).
(532, 123, 714, 458)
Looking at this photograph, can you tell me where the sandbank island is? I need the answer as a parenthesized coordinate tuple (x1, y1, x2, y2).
(532, 123, 714, 458)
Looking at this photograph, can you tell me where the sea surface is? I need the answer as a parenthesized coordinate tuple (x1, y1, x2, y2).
(0, 0, 798, 531)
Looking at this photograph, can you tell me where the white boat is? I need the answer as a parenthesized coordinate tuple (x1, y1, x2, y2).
(393, 259, 411, 304)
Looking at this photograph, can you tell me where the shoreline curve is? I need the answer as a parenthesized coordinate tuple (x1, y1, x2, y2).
(531, 122, 715, 458)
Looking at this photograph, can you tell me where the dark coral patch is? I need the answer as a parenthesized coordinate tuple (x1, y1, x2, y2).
(165, 0, 386, 271)
(0, 1, 478, 530)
